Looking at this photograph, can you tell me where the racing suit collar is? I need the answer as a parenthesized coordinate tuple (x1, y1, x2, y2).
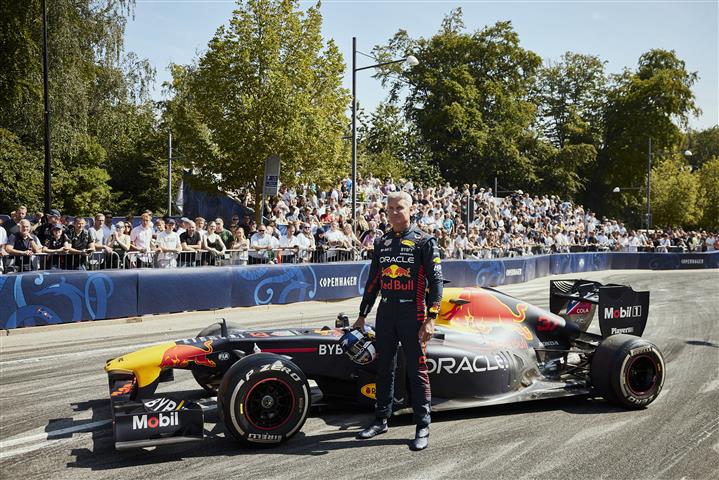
(391, 224, 412, 236)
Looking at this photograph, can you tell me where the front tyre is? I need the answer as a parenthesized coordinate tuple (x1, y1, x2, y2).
(591, 334, 665, 409)
(218, 353, 310, 445)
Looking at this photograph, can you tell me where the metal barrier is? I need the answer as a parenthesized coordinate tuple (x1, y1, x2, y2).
(1, 251, 122, 273)
(0, 242, 712, 274)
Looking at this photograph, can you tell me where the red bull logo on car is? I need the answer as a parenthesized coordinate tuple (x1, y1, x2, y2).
(160, 340, 216, 368)
(439, 288, 534, 340)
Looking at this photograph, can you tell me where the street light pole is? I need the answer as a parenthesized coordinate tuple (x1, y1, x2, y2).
(168, 131, 173, 216)
(647, 137, 652, 229)
(41, 0, 52, 213)
(351, 37, 357, 228)
(350, 37, 418, 228)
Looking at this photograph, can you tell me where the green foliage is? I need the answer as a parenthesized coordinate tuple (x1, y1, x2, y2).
(0, 0, 163, 215)
(0, 128, 44, 213)
(592, 49, 699, 215)
(165, 0, 349, 212)
(373, 13, 542, 190)
(359, 102, 440, 185)
(687, 126, 719, 169)
(696, 156, 719, 230)
(650, 156, 701, 228)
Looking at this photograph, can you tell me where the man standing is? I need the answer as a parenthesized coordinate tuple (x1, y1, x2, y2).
(354, 191, 443, 451)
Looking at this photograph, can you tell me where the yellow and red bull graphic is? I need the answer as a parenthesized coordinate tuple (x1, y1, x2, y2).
(381, 264, 414, 291)
(438, 287, 534, 340)
(160, 340, 216, 368)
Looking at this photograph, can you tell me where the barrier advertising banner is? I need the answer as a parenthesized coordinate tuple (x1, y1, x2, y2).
(1, 252, 717, 330)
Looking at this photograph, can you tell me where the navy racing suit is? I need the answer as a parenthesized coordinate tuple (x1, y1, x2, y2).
(359, 225, 443, 427)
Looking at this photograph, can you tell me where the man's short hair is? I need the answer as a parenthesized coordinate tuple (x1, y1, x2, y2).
(386, 191, 413, 205)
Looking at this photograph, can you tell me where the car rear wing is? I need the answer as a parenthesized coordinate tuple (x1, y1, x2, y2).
(550, 280, 650, 338)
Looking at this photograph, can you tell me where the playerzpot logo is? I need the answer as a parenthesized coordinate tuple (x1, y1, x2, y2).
(132, 412, 179, 430)
(603, 305, 642, 319)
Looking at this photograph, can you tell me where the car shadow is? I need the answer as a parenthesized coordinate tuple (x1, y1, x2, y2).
(64, 390, 625, 471)
(685, 339, 719, 348)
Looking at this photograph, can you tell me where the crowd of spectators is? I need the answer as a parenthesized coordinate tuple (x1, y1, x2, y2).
(1, 175, 717, 274)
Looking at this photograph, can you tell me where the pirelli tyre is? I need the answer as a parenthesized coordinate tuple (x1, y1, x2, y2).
(218, 353, 310, 446)
(591, 334, 665, 409)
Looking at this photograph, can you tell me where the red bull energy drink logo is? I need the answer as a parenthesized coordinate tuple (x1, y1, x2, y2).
(160, 340, 216, 368)
(381, 264, 414, 291)
(381, 264, 411, 279)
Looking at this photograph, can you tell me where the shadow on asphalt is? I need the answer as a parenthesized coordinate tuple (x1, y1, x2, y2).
(63, 392, 624, 471)
(685, 339, 719, 348)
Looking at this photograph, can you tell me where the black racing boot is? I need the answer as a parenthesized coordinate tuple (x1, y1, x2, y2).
(410, 425, 429, 451)
(357, 418, 388, 439)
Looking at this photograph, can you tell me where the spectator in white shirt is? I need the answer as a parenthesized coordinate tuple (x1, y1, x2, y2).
(295, 223, 316, 263)
(279, 224, 300, 263)
(155, 219, 182, 268)
(249, 225, 274, 264)
(130, 213, 154, 267)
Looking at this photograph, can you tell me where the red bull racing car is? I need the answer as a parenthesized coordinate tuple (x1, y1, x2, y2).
(104, 279, 665, 449)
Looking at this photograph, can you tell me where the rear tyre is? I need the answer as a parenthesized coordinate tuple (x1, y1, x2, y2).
(591, 334, 665, 409)
(218, 353, 310, 445)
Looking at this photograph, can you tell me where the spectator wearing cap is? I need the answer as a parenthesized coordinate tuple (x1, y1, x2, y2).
(37, 208, 64, 244)
(107, 221, 131, 268)
(5, 219, 42, 272)
(42, 224, 71, 269)
(177, 217, 190, 236)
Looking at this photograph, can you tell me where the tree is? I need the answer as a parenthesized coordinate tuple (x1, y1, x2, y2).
(696, 156, 719, 230)
(164, 0, 349, 223)
(649, 156, 701, 228)
(687, 125, 719, 169)
(372, 11, 542, 190)
(0, 128, 43, 213)
(588, 49, 699, 217)
(358, 102, 439, 185)
(530, 53, 607, 198)
(0, 0, 159, 215)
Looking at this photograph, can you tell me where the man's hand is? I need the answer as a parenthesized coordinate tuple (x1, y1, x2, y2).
(419, 319, 435, 343)
(353, 315, 366, 330)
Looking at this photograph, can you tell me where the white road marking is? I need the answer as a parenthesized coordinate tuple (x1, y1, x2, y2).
(0, 419, 112, 460)
(0, 341, 162, 367)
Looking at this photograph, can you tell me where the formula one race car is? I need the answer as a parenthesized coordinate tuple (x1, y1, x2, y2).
(104, 280, 665, 449)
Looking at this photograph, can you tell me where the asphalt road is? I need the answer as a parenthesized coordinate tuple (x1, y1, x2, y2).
(1, 269, 718, 480)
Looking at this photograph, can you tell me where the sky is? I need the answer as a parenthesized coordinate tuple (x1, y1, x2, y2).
(124, 0, 719, 130)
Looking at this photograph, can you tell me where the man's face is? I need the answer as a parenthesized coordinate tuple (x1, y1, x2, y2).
(14, 208, 27, 221)
(75, 219, 86, 231)
(387, 197, 411, 228)
(187, 224, 195, 234)
(19, 221, 31, 236)
(257, 226, 266, 236)
(216, 219, 224, 229)
(287, 225, 295, 235)
(95, 215, 104, 227)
